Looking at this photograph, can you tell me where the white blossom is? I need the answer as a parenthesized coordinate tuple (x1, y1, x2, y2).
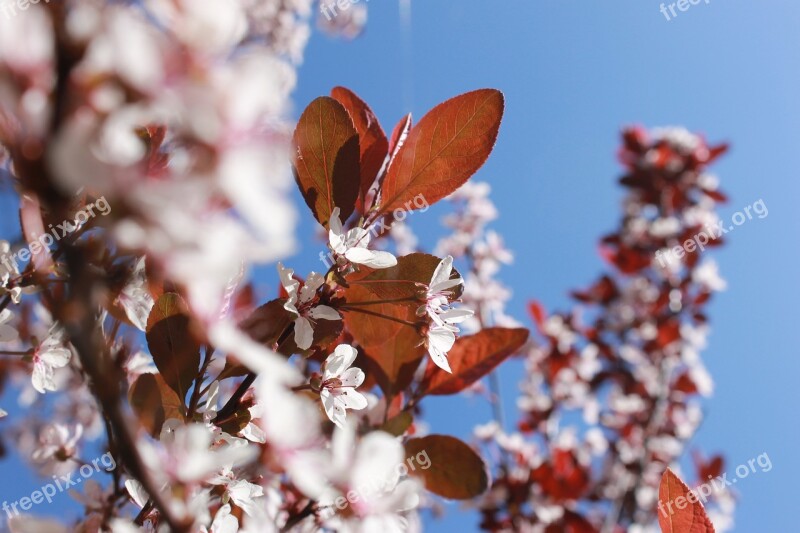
(116, 257, 154, 331)
(318, 345, 368, 428)
(278, 264, 341, 350)
(31, 327, 72, 394)
(328, 207, 397, 269)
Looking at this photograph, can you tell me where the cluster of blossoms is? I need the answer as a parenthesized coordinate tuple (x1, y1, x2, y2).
(0, 0, 508, 526)
(436, 181, 518, 332)
(474, 127, 733, 531)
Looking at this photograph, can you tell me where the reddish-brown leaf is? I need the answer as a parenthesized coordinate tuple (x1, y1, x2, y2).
(341, 284, 410, 348)
(240, 299, 295, 354)
(378, 89, 504, 215)
(658, 468, 715, 533)
(146, 293, 201, 404)
(354, 253, 463, 302)
(292, 96, 361, 228)
(331, 87, 389, 213)
(128, 372, 184, 436)
(405, 435, 489, 499)
(362, 325, 426, 396)
(419, 327, 529, 396)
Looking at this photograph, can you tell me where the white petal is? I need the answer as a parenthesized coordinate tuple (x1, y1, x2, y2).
(304, 272, 325, 293)
(429, 277, 463, 294)
(323, 344, 358, 380)
(41, 346, 71, 368)
(308, 305, 341, 321)
(428, 348, 452, 373)
(346, 227, 371, 248)
(438, 308, 474, 324)
(430, 256, 454, 288)
(345, 248, 397, 268)
(329, 230, 347, 255)
(124, 479, 150, 509)
(320, 388, 346, 428)
(294, 317, 314, 350)
(241, 422, 266, 444)
(209, 504, 239, 533)
(277, 262, 299, 305)
(31, 363, 53, 394)
(338, 367, 365, 388)
(352, 432, 405, 491)
(428, 326, 456, 353)
(332, 388, 368, 410)
(329, 207, 343, 237)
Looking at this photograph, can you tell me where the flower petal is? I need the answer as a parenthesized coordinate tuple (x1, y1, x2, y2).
(428, 348, 452, 373)
(438, 308, 474, 324)
(294, 317, 314, 350)
(329, 207, 343, 237)
(308, 305, 341, 321)
(31, 363, 54, 393)
(338, 367, 365, 388)
(430, 255, 454, 288)
(41, 346, 71, 368)
(321, 388, 346, 428)
(323, 344, 358, 380)
(333, 388, 368, 410)
(429, 277, 463, 295)
(345, 247, 397, 268)
(277, 263, 299, 307)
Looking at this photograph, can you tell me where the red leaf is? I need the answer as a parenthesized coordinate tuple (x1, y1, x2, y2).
(331, 87, 389, 213)
(528, 300, 547, 331)
(658, 468, 715, 533)
(146, 293, 201, 404)
(419, 327, 529, 396)
(378, 89, 504, 215)
(129, 372, 184, 437)
(404, 435, 489, 499)
(355, 253, 463, 302)
(292, 96, 361, 228)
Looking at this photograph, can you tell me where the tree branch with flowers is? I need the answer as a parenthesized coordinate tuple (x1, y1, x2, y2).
(0, 1, 733, 532)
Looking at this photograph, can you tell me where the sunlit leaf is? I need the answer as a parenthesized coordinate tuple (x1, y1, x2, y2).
(658, 468, 716, 533)
(419, 327, 529, 396)
(331, 87, 389, 213)
(293, 96, 361, 228)
(378, 89, 504, 215)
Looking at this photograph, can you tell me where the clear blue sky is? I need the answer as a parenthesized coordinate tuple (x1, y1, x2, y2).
(2, 1, 799, 531)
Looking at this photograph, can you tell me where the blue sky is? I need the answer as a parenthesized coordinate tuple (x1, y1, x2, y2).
(293, 0, 800, 530)
(2, 1, 798, 531)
